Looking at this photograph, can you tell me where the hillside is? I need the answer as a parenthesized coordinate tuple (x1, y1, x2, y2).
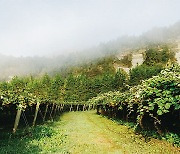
(0, 21, 180, 80)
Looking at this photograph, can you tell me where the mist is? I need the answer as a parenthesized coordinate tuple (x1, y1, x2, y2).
(0, 0, 180, 80)
(0, 0, 180, 57)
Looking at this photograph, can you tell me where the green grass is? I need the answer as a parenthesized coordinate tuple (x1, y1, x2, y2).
(0, 111, 180, 154)
(107, 116, 180, 147)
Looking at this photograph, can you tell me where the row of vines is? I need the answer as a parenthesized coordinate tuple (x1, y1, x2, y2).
(89, 64, 180, 139)
(0, 55, 133, 133)
(1, 46, 179, 140)
(0, 74, 94, 133)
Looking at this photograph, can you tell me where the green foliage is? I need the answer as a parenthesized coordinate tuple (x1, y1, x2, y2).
(89, 64, 180, 146)
(139, 64, 180, 116)
(0, 55, 122, 108)
(0, 74, 65, 109)
(129, 64, 163, 85)
(129, 46, 176, 86)
(118, 53, 132, 68)
(0, 76, 34, 109)
(163, 133, 180, 147)
(113, 68, 128, 91)
(64, 56, 117, 78)
(0, 124, 56, 154)
(143, 46, 175, 66)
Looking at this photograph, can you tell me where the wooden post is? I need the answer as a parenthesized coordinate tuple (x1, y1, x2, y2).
(13, 109, 22, 133)
(70, 104, 73, 111)
(33, 102, 40, 126)
(76, 104, 79, 111)
(57, 106, 60, 114)
(60, 104, 64, 111)
(60, 104, 62, 111)
(93, 104, 96, 110)
(50, 103, 55, 115)
(85, 105, 87, 111)
(62, 104, 64, 111)
(50, 103, 55, 120)
(43, 104, 48, 122)
(58, 106, 61, 114)
(53, 105, 57, 117)
(83, 104, 85, 111)
(88, 104, 91, 111)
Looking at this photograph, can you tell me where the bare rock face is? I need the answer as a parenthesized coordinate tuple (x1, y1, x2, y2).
(131, 53, 144, 68)
(115, 52, 144, 73)
(175, 42, 180, 64)
(175, 51, 180, 64)
(115, 66, 130, 73)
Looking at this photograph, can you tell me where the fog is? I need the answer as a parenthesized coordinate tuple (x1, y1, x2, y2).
(0, 0, 180, 80)
(0, 0, 180, 57)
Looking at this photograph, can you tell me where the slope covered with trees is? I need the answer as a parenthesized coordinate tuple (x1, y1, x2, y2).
(0, 45, 179, 148)
(0, 21, 180, 81)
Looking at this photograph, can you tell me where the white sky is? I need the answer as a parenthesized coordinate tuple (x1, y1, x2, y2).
(0, 0, 180, 57)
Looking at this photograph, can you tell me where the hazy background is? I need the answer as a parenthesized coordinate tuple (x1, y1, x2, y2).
(0, 0, 180, 80)
(0, 0, 180, 57)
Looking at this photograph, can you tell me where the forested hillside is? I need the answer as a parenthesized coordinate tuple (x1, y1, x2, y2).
(0, 21, 180, 80)
(0, 43, 180, 153)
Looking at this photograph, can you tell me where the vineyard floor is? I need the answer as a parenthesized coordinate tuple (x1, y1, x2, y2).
(0, 111, 180, 154)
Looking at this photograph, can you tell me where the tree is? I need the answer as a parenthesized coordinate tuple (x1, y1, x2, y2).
(143, 46, 175, 66)
(113, 68, 128, 91)
(129, 64, 162, 86)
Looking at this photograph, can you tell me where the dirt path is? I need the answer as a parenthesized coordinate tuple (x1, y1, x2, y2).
(40, 111, 179, 154)
(60, 111, 125, 154)
(2, 111, 179, 154)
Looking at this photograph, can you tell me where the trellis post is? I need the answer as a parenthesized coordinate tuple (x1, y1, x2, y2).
(49, 103, 54, 120)
(83, 104, 85, 111)
(88, 104, 91, 111)
(70, 104, 73, 111)
(43, 104, 48, 122)
(33, 102, 40, 126)
(60, 104, 63, 111)
(53, 104, 58, 117)
(76, 104, 79, 111)
(13, 108, 22, 133)
(62, 104, 64, 111)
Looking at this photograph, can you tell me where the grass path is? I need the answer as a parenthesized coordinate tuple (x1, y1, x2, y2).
(0, 111, 180, 154)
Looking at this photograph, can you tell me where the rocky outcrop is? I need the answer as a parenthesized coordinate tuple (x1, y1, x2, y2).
(131, 53, 144, 68)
